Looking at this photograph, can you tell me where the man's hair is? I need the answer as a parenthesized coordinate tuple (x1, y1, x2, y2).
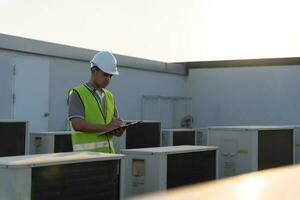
(91, 65, 100, 71)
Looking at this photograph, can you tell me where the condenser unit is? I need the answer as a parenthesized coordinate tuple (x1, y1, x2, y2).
(0, 152, 124, 200)
(294, 126, 300, 163)
(113, 121, 161, 153)
(208, 126, 295, 178)
(0, 120, 29, 156)
(122, 145, 218, 198)
(195, 128, 209, 146)
(29, 131, 72, 154)
(161, 129, 196, 146)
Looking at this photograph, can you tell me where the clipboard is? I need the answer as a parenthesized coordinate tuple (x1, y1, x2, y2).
(99, 121, 142, 135)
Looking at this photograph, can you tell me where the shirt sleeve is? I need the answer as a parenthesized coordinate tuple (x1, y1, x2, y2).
(68, 91, 85, 120)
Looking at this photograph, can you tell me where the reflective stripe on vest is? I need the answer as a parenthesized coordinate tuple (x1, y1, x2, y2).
(73, 140, 114, 151)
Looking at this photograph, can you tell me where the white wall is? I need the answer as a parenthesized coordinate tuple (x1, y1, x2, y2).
(3, 46, 300, 131)
(0, 48, 187, 131)
(49, 57, 187, 130)
(45, 55, 188, 131)
(187, 66, 300, 127)
(109, 67, 187, 120)
(0, 50, 14, 119)
(49, 57, 90, 131)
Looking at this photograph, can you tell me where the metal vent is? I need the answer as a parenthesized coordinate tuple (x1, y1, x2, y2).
(258, 129, 293, 170)
(173, 131, 195, 145)
(167, 150, 216, 189)
(0, 122, 26, 156)
(126, 122, 161, 149)
(31, 160, 120, 200)
(54, 135, 73, 153)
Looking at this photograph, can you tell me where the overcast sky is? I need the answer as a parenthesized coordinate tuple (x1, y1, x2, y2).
(0, 0, 299, 62)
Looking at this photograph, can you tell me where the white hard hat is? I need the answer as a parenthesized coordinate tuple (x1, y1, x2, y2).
(90, 51, 119, 75)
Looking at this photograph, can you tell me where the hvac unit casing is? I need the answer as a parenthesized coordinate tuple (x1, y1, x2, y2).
(195, 128, 209, 146)
(0, 120, 29, 156)
(113, 121, 161, 153)
(122, 145, 218, 198)
(288, 126, 300, 163)
(161, 129, 196, 146)
(0, 152, 124, 200)
(29, 131, 72, 154)
(207, 126, 295, 178)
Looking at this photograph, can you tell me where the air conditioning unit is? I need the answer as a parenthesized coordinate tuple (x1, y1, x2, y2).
(161, 129, 196, 146)
(195, 128, 209, 146)
(289, 125, 300, 163)
(122, 145, 218, 198)
(113, 121, 161, 153)
(0, 152, 124, 200)
(0, 120, 29, 156)
(29, 131, 72, 154)
(207, 126, 295, 178)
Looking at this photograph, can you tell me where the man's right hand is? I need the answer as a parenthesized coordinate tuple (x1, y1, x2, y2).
(106, 117, 123, 132)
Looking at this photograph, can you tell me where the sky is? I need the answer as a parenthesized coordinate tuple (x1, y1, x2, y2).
(0, 0, 299, 62)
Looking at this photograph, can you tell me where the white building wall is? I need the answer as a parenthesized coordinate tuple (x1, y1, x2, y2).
(49, 56, 187, 130)
(2, 34, 300, 131)
(0, 50, 14, 119)
(48, 57, 90, 131)
(0, 48, 187, 131)
(109, 67, 187, 120)
(187, 66, 300, 127)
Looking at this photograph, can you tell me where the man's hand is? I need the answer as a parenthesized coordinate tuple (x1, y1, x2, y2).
(106, 117, 123, 132)
(106, 117, 126, 137)
(110, 127, 126, 137)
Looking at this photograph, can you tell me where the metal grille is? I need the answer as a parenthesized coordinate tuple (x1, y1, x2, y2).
(173, 131, 195, 145)
(258, 129, 293, 170)
(167, 150, 216, 189)
(54, 135, 73, 153)
(126, 122, 161, 149)
(31, 160, 120, 200)
(0, 122, 26, 156)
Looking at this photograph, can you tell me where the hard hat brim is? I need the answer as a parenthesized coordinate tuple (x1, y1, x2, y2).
(90, 63, 119, 75)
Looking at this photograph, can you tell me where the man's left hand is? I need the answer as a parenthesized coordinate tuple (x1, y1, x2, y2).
(111, 127, 126, 137)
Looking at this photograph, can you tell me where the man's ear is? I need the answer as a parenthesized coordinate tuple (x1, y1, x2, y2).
(91, 66, 100, 74)
(91, 68, 97, 75)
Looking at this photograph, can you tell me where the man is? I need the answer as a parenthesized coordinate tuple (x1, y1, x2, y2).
(68, 51, 125, 153)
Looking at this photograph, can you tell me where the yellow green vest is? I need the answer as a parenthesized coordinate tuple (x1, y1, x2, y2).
(70, 84, 115, 153)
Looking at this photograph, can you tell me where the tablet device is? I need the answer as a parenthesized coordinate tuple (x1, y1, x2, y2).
(99, 121, 142, 135)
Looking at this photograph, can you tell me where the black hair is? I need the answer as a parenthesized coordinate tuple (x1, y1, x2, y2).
(91, 65, 100, 71)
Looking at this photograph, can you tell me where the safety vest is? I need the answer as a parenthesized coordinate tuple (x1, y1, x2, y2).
(69, 84, 116, 153)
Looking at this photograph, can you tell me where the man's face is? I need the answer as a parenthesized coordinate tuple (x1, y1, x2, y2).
(92, 67, 113, 88)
